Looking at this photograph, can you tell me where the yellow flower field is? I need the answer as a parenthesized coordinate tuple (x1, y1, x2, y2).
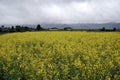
(0, 31, 120, 80)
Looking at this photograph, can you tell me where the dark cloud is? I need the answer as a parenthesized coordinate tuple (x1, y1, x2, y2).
(0, 0, 120, 24)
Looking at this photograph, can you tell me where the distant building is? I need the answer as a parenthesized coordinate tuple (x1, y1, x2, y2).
(1, 28, 10, 32)
(0, 25, 9, 32)
(64, 27, 72, 30)
(49, 27, 59, 30)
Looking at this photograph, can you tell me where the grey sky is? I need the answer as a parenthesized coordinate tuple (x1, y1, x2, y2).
(0, 0, 120, 24)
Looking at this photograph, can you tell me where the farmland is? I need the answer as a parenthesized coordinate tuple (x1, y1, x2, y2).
(0, 31, 120, 80)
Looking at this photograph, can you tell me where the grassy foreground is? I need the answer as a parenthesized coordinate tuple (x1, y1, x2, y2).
(0, 31, 120, 80)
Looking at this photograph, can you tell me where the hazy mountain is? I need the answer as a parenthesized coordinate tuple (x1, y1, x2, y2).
(1, 23, 120, 30)
(41, 23, 120, 29)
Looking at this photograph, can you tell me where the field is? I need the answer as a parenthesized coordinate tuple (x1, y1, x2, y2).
(0, 31, 120, 80)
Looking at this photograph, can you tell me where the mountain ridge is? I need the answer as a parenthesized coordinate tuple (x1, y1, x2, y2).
(1, 23, 120, 29)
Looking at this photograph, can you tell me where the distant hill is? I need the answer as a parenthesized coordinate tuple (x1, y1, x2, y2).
(1, 23, 120, 30)
(41, 23, 120, 29)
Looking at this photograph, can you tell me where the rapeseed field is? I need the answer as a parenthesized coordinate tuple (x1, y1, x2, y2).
(0, 31, 120, 80)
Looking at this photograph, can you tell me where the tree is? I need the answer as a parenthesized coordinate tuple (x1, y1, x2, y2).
(24, 26, 30, 31)
(15, 25, 21, 32)
(101, 27, 106, 31)
(113, 27, 116, 31)
(1, 25, 4, 32)
(1, 25, 4, 28)
(0, 27, 1, 32)
(10, 26, 15, 32)
(36, 24, 42, 31)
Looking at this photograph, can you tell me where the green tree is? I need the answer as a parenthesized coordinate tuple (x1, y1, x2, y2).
(101, 27, 106, 31)
(113, 27, 116, 31)
(10, 26, 15, 32)
(36, 24, 42, 31)
(15, 25, 21, 32)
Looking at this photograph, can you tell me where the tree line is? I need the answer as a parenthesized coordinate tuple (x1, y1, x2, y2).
(0, 24, 43, 32)
(0, 24, 119, 33)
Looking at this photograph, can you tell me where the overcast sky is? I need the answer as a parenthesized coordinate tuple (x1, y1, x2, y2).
(0, 0, 120, 24)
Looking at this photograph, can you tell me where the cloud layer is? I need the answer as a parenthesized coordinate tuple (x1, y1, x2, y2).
(0, 0, 120, 24)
